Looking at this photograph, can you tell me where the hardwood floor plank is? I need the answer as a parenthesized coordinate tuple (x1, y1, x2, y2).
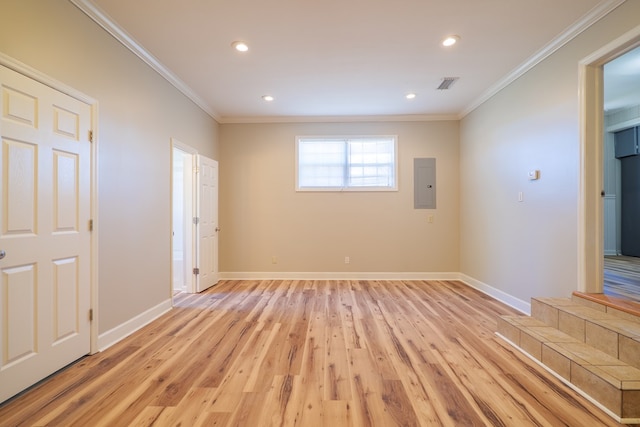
(295, 316, 325, 426)
(127, 406, 165, 427)
(322, 400, 353, 427)
(0, 280, 626, 427)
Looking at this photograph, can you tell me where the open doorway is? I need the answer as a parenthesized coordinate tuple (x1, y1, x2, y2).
(602, 45, 640, 303)
(580, 26, 640, 301)
(172, 141, 196, 295)
(170, 139, 220, 298)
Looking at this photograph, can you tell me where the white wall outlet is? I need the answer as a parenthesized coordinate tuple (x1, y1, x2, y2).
(428, 215, 434, 223)
(271, 256, 278, 264)
(344, 256, 350, 264)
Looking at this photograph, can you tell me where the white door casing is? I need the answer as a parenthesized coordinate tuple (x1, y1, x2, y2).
(579, 26, 640, 293)
(195, 155, 219, 292)
(0, 65, 92, 403)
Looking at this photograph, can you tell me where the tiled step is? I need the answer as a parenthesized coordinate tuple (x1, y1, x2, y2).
(497, 297, 640, 423)
(531, 297, 640, 369)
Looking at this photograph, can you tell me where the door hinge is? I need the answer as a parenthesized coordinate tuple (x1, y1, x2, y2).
(193, 267, 200, 275)
(193, 217, 199, 225)
(89, 309, 94, 321)
(89, 130, 94, 142)
(89, 219, 94, 231)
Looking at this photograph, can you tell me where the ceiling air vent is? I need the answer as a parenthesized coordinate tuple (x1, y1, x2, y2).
(437, 77, 459, 90)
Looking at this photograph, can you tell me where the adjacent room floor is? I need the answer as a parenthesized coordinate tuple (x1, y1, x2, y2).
(604, 255, 640, 303)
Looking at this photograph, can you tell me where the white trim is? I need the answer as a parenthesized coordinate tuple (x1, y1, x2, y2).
(97, 299, 172, 351)
(496, 333, 637, 425)
(89, 102, 100, 355)
(172, 139, 198, 156)
(220, 271, 461, 281)
(461, 0, 625, 118)
(0, 53, 101, 355)
(69, 0, 220, 121)
(219, 114, 460, 124)
(0, 52, 96, 104)
(459, 274, 531, 315)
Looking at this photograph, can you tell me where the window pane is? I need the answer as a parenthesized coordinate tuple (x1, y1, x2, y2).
(347, 138, 395, 187)
(298, 140, 345, 187)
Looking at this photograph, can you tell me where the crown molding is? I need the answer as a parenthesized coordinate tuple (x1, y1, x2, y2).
(461, 0, 627, 118)
(69, 0, 221, 122)
(70, 0, 624, 124)
(218, 113, 461, 124)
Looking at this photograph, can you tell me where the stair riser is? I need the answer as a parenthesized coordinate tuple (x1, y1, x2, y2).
(497, 316, 640, 420)
(531, 299, 640, 370)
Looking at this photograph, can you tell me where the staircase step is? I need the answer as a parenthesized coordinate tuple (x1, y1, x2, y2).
(572, 292, 640, 323)
(531, 297, 640, 370)
(498, 314, 640, 422)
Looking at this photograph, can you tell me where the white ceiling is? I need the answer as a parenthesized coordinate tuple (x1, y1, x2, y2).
(75, 0, 629, 122)
(604, 45, 640, 113)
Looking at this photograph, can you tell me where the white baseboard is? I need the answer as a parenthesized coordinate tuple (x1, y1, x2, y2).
(459, 274, 531, 315)
(97, 299, 172, 351)
(219, 271, 462, 281)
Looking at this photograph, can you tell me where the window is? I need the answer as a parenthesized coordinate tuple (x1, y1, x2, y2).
(296, 136, 397, 191)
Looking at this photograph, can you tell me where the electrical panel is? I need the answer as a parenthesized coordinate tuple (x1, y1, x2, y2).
(414, 158, 436, 209)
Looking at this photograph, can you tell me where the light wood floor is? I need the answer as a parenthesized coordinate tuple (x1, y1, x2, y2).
(0, 280, 625, 426)
(604, 255, 640, 303)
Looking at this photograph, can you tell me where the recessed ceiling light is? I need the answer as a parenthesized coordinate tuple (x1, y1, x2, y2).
(442, 35, 460, 47)
(231, 41, 249, 52)
(406, 93, 416, 99)
(262, 95, 274, 102)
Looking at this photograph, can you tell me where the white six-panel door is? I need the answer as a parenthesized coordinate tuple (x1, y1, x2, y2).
(0, 65, 92, 403)
(195, 155, 219, 292)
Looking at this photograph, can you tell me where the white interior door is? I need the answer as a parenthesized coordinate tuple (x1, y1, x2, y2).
(195, 155, 219, 292)
(0, 65, 92, 403)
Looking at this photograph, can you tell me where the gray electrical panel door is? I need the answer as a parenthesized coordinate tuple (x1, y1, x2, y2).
(414, 158, 436, 209)
(614, 127, 638, 158)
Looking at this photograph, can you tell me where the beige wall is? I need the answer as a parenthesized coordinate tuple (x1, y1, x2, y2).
(0, 0, 219, 333)
(460, 1, 640, 304)
(3, 0, 636, 339)
(219, 121, 459, 274)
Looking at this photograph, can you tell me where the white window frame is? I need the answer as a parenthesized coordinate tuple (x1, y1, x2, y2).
(295, 135, 398, 192)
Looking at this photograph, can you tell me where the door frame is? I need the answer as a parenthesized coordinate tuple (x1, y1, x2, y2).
(579, 25, 640, 293)
(0, 53, 99, 354)
(170, 139, 197, 294)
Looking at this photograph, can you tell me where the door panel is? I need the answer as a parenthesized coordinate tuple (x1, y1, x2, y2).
(0, 65, 91, 403)
(53, 151, 80, 232)
(196, 155, 218, 292)
(3, 264, 36, 366)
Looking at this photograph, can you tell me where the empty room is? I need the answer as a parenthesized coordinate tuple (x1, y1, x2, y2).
(1, 0, 640, 425)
